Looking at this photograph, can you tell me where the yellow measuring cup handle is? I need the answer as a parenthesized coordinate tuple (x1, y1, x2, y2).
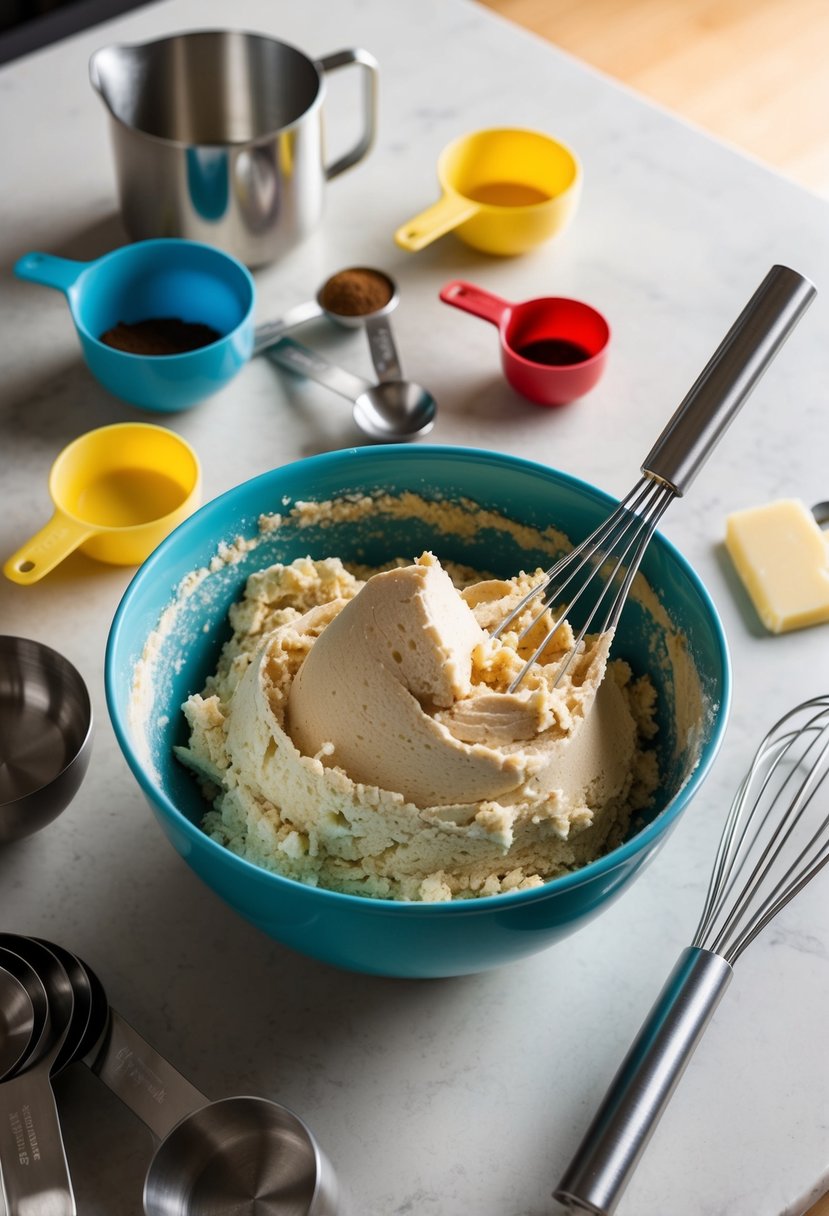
(394, 193, 479, 252)
(3, 512, 94, 585)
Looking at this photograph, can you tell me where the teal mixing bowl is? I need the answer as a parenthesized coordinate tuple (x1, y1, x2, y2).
(105, 446, 730, 977)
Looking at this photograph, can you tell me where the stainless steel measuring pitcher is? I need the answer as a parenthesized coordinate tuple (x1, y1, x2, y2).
(90, 30, 379, 267)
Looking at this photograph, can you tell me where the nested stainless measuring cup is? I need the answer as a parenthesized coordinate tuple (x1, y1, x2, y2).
(74, 964, 339, 1216)
(90, 30, 379, 267)
(89, 1008, 339, 1215)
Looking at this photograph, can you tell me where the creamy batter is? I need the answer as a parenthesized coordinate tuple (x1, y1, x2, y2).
(176, 552, 659, 901)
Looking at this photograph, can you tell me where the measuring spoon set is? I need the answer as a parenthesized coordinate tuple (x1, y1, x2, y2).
(252, 265, 436, 439)
(0, 934, 337, 1215)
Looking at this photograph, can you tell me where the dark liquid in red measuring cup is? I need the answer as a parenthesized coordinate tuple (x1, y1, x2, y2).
(515, 338, 590, 366)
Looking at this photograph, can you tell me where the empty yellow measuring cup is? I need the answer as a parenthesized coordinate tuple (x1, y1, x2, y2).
(394, 127, 581, 255)
(4, 423, 201, 584)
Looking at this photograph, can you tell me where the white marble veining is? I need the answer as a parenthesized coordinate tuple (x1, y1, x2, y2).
(1, 1, 829, 1213)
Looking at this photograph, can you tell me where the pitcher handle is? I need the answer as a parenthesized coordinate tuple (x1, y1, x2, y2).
(14, 251, 89, 294)
(318, 48, 379, 180)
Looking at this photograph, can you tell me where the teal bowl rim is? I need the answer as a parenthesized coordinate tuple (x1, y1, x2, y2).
(71, 237, 256, 357)
(105, 444, 732, 915)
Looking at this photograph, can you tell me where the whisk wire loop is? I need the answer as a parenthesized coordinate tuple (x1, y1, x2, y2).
(693, 696, 829, 964)
(716, 722, 829, 961)
(494, 477, 675, 693)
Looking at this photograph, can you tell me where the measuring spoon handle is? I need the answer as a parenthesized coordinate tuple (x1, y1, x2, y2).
(0, 1066, 76, 1215)
(266, 337, 373, 403)
(86, 1008, 207, 1142)
(365, 314, 403, 381)
(252, 300, 325, 355)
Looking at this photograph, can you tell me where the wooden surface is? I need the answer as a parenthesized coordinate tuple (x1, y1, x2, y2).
(477, 0, 829, 198)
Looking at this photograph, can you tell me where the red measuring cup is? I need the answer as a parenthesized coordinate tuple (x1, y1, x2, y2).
(439, 279, 610, 406)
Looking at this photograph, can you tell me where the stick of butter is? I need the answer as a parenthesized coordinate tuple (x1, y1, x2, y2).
(725, 498, 829, 633)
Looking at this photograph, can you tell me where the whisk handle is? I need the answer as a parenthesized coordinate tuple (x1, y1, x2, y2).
(553, 946, 733, 1215)
(641, 265, 816, 495)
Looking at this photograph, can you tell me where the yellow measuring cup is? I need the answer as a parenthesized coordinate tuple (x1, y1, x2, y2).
(4, 423, 201, 585)
(394, 127, 581, 255)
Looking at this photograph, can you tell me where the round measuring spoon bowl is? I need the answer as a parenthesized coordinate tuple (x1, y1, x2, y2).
(3, 422, 201, 585)
(266, 338, 436, 441)
(317, 266, 398, 328)
(0, 966, 36, 1078)
(144, 1096, 339, 1216)
(440, 279, 610, 406)
(354, 380, 436, 440)
(252, 266, 398, 355)
(0, 637, 93, 842)
(14, 240, 255, 412)
(395, 127, 581, 255)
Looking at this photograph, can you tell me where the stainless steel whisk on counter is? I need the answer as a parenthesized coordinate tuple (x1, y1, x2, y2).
(496, 265, 816, 691)
(554, 695, 829, 1215)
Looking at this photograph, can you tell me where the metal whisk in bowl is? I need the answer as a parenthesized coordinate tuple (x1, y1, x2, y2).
(554, 695, 829, 1215)
(497, 265, 815, 691)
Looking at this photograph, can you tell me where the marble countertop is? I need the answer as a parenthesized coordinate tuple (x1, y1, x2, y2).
(1, 1, 828, 1212)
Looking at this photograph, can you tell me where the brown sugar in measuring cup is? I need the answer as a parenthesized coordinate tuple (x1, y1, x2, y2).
(100, 317, 221, 355)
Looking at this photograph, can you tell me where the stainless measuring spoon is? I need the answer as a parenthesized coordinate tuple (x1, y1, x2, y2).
(59, 953, 339, 1216)
(266, 336, 436, 441)
(252, 266, 400, 369)
(0, 936, 76, 1216)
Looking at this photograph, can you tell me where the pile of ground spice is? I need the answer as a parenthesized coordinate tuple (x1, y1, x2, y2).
(100, 317, 221, 355)
(319, 268, 394, 317)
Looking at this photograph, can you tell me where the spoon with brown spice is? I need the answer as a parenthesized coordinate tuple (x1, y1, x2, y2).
(252, 266, 400, 369)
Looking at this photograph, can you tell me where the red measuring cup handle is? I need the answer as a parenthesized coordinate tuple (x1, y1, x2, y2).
(439, 280, 511, 327)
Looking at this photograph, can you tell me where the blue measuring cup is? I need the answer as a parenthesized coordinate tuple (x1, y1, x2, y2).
(14, 239, 255, 412)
